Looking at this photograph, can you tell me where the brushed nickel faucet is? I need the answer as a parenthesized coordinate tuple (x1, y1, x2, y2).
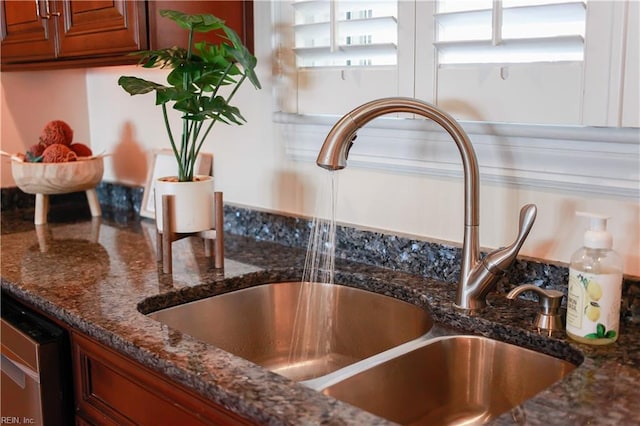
(316, 97, 537, 310)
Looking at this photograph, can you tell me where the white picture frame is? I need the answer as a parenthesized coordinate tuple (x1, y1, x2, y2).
(140, 149, 213, 219)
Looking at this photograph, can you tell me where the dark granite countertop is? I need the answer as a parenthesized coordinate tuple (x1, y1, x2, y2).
(1, 211, 639, 425)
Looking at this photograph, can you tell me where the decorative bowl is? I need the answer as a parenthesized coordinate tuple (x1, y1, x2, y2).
(11, 157, 104, 194)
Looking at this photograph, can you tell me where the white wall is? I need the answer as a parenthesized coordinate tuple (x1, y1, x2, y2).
(1, 1, 638, 276)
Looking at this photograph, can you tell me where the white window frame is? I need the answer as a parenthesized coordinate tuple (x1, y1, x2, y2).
(273, 0, 640, 200)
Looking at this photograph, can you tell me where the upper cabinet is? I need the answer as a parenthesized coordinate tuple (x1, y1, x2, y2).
(147, 1, 253, 52)
(0, 1, 253, 71)
(58, 1, 147, 59)
(1, 0, 57, 62)
(1, 1, 147, 69)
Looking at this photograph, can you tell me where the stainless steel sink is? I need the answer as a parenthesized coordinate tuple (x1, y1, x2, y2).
(319, 335, 576, 425)
(148, 282, 433, 381)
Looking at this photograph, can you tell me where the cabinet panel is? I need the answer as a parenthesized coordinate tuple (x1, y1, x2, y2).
(148, 0, 253, 52)
(58, 0, 147, 58)
(72, 332, 253, 425)
(0, 0, 56, 62)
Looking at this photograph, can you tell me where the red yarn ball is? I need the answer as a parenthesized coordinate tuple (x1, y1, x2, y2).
(40, 120, 74, 147)
(70, 143, 93, 157)
(26, 142, 46, 161)
(42, 144, 77, 163)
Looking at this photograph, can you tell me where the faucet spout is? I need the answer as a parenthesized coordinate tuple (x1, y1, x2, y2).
(316, 97, 537, 311)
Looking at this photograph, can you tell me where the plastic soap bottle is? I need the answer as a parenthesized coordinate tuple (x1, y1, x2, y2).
(566, 212, 623, 345)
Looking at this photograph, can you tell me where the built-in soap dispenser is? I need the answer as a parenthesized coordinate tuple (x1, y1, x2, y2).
(566, 212, 623, 345)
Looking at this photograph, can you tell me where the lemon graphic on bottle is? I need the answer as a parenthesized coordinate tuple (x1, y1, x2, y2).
(587, 280, 603, 301)
(583, 279, 602, 322)
(586, 302, 601, 321)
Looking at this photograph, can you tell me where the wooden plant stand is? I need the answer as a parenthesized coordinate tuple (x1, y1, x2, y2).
(156, 191, 224, 274)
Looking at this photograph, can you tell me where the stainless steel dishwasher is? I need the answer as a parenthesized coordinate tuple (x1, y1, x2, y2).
(1, 293, 73, 425)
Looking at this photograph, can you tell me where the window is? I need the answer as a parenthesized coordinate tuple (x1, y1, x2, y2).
(292, 0, 397, 67)
(431, 0, 587, 124)
(279, 0, 610, 124)
(434, 0, 586, 64)
(277, 0, 404, 115)
(274, 0, 639, 199)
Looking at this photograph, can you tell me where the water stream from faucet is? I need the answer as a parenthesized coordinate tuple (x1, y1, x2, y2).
(301, 171, 339, 285)
(287, 172, 341, 375)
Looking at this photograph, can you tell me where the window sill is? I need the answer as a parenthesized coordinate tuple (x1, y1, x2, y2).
(275, 112, 639, 199)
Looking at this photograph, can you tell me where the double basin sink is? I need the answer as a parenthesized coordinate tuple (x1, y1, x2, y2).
(147, 282, 576, 425)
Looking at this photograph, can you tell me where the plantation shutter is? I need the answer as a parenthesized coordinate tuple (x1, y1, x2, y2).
(432, 0, 588, 124)
(283, 0, 400, 115)
(292, 0, 398, 67)
(434, 0, 586, 65)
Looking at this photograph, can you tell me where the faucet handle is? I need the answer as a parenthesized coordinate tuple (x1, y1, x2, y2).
(482, 204, 537, 275)
(507, 284, 564, 334)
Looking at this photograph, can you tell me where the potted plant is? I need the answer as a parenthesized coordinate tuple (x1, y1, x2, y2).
(118, 9, 261, 233)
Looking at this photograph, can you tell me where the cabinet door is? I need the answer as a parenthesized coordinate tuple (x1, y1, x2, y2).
(0, 0, 57, 62)
(72, 332, 253, 425)
(57, 0, 146, 58)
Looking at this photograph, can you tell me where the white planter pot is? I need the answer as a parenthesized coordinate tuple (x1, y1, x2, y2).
(154, 176, 215, 233)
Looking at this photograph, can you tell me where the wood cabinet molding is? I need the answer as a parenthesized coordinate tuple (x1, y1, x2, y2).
(72, 331, 253, 425)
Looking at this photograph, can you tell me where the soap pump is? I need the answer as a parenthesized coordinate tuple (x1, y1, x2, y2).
(566, 212, 623, 345)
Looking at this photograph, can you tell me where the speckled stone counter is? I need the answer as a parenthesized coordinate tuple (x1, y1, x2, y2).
(1, 207, 639, 425)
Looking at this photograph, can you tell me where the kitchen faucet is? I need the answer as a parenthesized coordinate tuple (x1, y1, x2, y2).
(316, 97, 537, 310)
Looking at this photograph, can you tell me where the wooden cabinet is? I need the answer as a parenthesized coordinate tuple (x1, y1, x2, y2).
(58, 1, 147, 59)
(0, 1, 253, 70)
(72, 332, 252, 425)
(1, 1, 147, 69)
(148, 1, 253, 53)
(0, 0, 57, 62)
